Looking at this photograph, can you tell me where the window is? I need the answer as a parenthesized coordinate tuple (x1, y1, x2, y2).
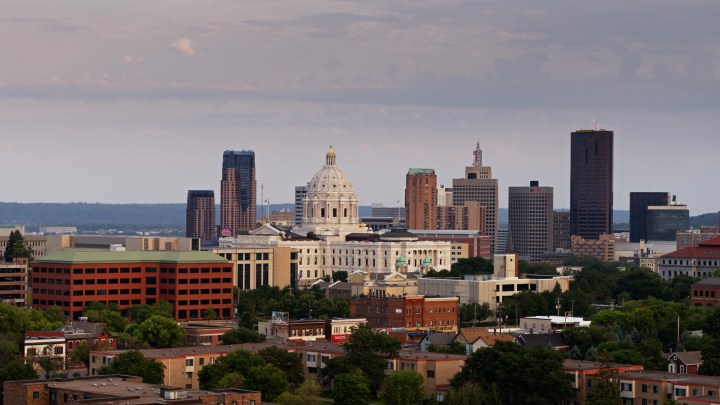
(186, 372, 192, 379)
(33, 392, 39, 399)
(185, 358, 194, 366)
(427, 370, 435, 378)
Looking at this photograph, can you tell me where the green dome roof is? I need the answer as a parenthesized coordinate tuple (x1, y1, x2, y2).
(395, 255, 407, 266)
(421, 256, 432, 266)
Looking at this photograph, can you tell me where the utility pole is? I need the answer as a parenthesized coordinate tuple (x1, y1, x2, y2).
(556, 297, 561, 317)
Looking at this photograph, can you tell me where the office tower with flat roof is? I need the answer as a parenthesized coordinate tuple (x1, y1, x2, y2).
(294, 185, 307, 227)
(452, 143, 499, 252)
(185, 190, 216, 243)
(553, 211, 571, 251)
(647, 204, 690, 241)
(220, 150, 256, 236)
(570, 130, 613, 239)
(406, 168, 438, 230)
(630, 192, 671, 242)
(508, 181, 554, 262)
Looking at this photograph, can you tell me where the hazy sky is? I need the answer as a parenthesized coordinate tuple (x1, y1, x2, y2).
(2, 1, 719, 214)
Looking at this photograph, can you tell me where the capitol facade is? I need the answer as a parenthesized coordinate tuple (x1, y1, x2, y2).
(221, 147, 454, 288)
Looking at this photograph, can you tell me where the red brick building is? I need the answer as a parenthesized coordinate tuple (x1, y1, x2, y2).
(32, 251, 233, 321)
(350, 295, 459, 332)
(691, 278, 720, 307)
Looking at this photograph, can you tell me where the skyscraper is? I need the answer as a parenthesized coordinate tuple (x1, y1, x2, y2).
(452, 143, 499, 252)
(186, 190, 216, 243)
(220, 150, 256, 236)
(647, 204, 689, 241)
(405, 168, 438, 230)
(508, 181, 554, 262)
(630, 192, 671, 242)
(294, 185, 307, 227)
(570, 130, 613, 239)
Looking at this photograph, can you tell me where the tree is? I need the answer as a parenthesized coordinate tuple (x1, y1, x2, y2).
(217, 372, 245, 389)
(124, 301, 173, 323)
(459, 303, 491, 326)
(134, 315, 186, 348)
(69, 342, 97, 368)
(342, 322, 401, 394)
(258, 346, 304, 387)
(332, 270, 349, 282)
(445, 382, 502, 405)
(334, 372, 371, 405)
(428, 342, 467, 355)
(98, 351, 164, 384)
(3, 230, 33, 263)
(698, 339, 720, 376)
(586, 354, 621, 405)
(244, 364, 289, 402)
(220, 327, 266, 344)
(0, 361, 37, 405)
(202, 309, 217, 319)
(382, 370, 425, 405)
(275, 380, 322, 405)
(451, 341, 573, 404)
(198, 349, 265, 390)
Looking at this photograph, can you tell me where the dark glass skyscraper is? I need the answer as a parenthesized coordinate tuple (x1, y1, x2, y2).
(570, 130, 613, 239)
(186, 190, 216, 243)
(629, 192, 670, 242)
(220, 150, 256, 236)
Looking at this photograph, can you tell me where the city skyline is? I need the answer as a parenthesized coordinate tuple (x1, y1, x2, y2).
(1, 1, 719, 214)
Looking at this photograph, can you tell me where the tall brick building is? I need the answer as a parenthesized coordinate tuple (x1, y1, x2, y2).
(406, 168, 438, 230)
(32, 251, 233, 321)
(185, 190, 215, 244)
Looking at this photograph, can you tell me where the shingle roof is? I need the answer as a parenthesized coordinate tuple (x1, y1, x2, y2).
(669, 351, 703, 365)
(696, 278, 720, 286)
(35, 250, 229, 264)
(455, 327, 514, 346)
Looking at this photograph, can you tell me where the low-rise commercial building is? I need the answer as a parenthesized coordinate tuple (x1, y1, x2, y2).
(691, 278, 720, 307)
(2, 375, 261, 405)
(32, 250, 234, 321)
(350, 295, 459, 332)
(211, 246, 298, 290)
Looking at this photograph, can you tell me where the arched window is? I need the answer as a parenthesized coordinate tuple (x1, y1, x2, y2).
(314, 270, 318, 278)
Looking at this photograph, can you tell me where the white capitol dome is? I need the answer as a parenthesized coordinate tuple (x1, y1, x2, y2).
(300, 146, 363, 237)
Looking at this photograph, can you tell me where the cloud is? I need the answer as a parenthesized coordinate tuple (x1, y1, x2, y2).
(494, 51, 549, 82)
(170, 38, 195, 57)
(123, 54, 144, 65)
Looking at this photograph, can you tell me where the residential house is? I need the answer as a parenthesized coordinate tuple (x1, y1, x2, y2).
(668, 351, 703, 375)
(452, 327, 514, 355)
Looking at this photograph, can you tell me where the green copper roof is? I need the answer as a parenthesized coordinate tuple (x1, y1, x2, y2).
(407, 168, 435, 176)
(421, 256, 432, 266)
(395, 255, 407, 266)
(35, 250, 229, 264)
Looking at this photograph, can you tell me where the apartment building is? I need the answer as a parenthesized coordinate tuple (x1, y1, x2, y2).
(0, 260, 29, 306)
(350, 295, 459, 332)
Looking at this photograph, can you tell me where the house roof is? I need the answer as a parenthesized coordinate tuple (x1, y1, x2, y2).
(454, 327, 514, 346)
(668, 351, 703, 366)
(424, 332, 456, 346)
(58, 322, 110, 339)
(35, 250, 229, 264)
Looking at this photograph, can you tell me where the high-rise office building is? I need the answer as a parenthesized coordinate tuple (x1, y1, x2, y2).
(294, 186, 307, 227)
(405, 168, 438, 230)
(452, 143, 499, 252)
(629, 192, 671, 242)
(553, 211, 571, 251)
(508, 181, 554, 262)
(647, 204, 689, 241)
(570, 129, 613, 239)
(220, 150, 257, 236)
(185, 190, 216, 243)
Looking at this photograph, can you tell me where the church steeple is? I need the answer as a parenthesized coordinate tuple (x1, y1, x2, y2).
(326, 145, 336, 166)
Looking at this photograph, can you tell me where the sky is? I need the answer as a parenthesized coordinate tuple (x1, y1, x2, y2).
(1, 0, 719, 214)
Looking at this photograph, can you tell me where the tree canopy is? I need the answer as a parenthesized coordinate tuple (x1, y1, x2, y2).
(98, 351, 164, 384)
(133, 315, 186, 348)
(451, 341, 573, 404)
(382, 370, 425, 405)
(3, 230, 33, 263)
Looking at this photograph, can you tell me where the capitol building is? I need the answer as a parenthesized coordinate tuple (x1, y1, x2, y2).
(220, 147, 454, 288)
